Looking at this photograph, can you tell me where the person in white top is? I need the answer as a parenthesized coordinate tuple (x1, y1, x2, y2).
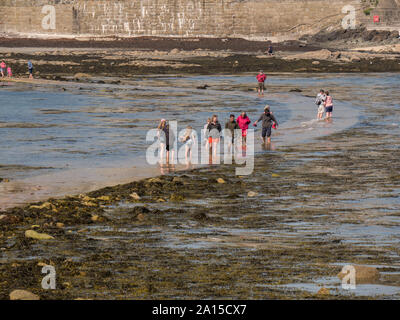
(315, 89, 326, 120)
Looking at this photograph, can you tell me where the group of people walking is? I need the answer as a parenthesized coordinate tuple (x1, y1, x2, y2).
(0, 60, 12, 78)
(157, 105, 279, 165)
(315, 89, 334, 120)
(0, 60, 34, 79)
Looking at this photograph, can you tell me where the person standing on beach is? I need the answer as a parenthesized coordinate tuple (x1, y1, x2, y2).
(27, 60, 33, 79)
(253, 105, 278, 145)
(157, 119, 175, 165)
(324, 91, 333, 119)
(315, 89, 326, 120)
(0, 61, 6, 78)
(225, 114, 240, 151)
(236, 112, 251, 146)
(7, 66, 12, 78)
(256, 70, 267, 95)
(207, 115, 222, 159)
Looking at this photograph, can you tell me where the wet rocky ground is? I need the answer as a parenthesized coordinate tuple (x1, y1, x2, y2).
(1, 30, 400, 78)
(1, 78, 399, 299)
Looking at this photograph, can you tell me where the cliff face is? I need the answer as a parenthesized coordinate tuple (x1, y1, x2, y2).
(0, 0, 396, 40)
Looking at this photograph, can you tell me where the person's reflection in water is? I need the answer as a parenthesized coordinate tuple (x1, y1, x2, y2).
(160, 164, 175, 175)
(262, 142, 276, 151)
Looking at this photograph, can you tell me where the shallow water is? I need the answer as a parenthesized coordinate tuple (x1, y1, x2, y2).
(0, 73, 366, 208)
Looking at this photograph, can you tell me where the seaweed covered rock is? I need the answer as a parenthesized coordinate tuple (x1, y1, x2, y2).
(25, 230, 54, 240)
(10, 289, 40, 300)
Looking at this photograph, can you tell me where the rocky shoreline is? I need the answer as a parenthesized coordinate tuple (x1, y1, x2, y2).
(1, 32, 400, 78)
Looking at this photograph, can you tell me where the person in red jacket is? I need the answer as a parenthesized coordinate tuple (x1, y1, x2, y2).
(256, 70, 267, 95)
(236, 112, 251, 146)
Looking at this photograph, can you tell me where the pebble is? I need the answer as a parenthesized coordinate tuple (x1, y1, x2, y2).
(247, 191, 258, 197)
(317, 287, 330, 295)
(130, 192, 141, 200)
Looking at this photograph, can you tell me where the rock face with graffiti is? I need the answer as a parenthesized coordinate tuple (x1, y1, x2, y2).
(1, 0, 388, 39)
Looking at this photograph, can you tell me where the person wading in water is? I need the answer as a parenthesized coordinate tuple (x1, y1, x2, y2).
(207, 115, 222, 161)
(253, 105, 278, 145)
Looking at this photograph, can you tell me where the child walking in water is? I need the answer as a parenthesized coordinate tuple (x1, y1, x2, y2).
(324, 91, 333, 119)
(180, 126, 196, 165)
(7, 66, 12, 78)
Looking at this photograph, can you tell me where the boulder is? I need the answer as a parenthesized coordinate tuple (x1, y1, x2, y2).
(25, 230, 54, 240)
(10, 290, 40, 300)
(338, 265, 380, 283)
(97, 195, 111, 201)
(130, 192, 141, 200)
(74, 73, 91, 80)
(29, 202, 54, 210)
(170, 193, 185, 202)
(0, 214, 20, 225)
(317, 287, 330, 295)
(169, 48, 180, 54)
(247, 191, 258, 197)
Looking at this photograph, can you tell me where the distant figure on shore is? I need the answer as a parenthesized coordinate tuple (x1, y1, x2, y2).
(266, 45, 274, 56)
(0, 61, 6, 78)
(315, 89, 326, 120)
(253, 105, 278, 145)
(28, 60, 33, 79)
(236, 112, 251, 146)
(7, 66, 12, 78)
(324, 91, 333, 119)
(256, 70, 266, 95)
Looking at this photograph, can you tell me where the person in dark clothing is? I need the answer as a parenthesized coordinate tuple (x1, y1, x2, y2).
(157, 119, 175, 165)
(28, 60, 33, 79)
(225, 114, 239, 152)
(253, 105, 278, 145)
(207, 114, 222, 158)
(225, 114, 239, 143)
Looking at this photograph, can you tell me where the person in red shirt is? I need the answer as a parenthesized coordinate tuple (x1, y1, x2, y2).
(256, 70, 267, 95)
(236, 112, 251, 146)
